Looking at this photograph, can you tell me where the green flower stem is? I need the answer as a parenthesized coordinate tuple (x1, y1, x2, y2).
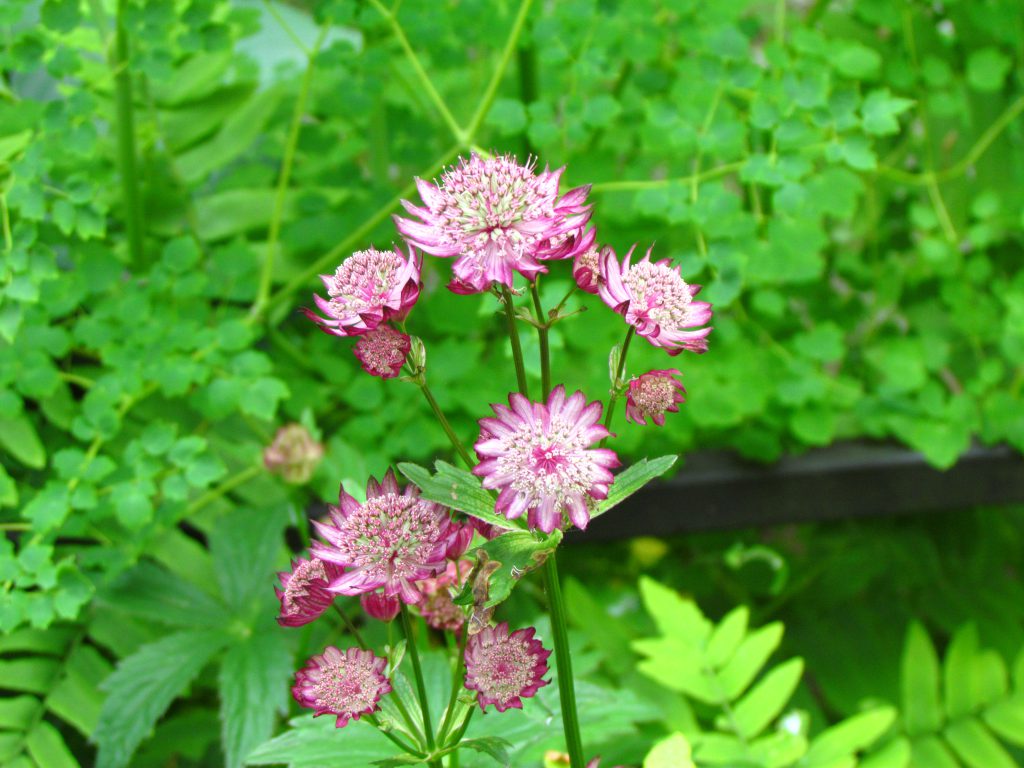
(252, 25, 328, 319)
(445, 705, 475, 749)
(543, 554, 585, 768)
(529, 282, 551, 398)
(400, 605, 442, 768)
(417, 381, 475, 468)
(111, 0, 144, 263)
(364, 714, 425, 758)
(600, 326, 635, 447)
(331, 603, 368, 650)
(437, 628, 469, 744)
(500, 285, 530, 398)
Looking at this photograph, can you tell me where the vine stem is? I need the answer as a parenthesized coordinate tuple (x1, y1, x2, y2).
(252, 25, 328, 318)
(543, 554, 585, 768)
(600, 326, 635, 447)
(500, 285, 530, 397)
(529, 281, 551, 398)
(399, 605, 442, 768)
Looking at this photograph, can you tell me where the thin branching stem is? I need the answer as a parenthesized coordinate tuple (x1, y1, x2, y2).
(600, 326, 634, 448)
(500, 285, 530, 397)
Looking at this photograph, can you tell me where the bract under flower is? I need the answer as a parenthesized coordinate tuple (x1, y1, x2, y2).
(311, 469, 456, 604)
(473, 385, 620, 533)
(395, 153, 591, 294)
(598, 245, 712, 354)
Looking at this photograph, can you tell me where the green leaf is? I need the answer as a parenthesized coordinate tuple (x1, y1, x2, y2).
(98, 561, 227, 628)
(48, 643, 111, 737)
(219, 631, 293, 768)
(0, 413, 46, 468)
(730, 657, 804, 739)
(637, 577, 712, 643)
(209, 507, 287, 614)
(983, 696, 1024, 747)
(644, 732, 695, 768)
(0, 695, 37, 729)
(944, 718, 1016, 768)
(901, 622, 943, 735)
(858, 737, 911, 768)
(966, 47, 1012, 93)
(94, 630, 230, 768)
(397, 461, 519, 532)
(706, 607, 749, 668)
(455, 529, 562, 609)
(908, 736, 957, 768)
(833, 41, 882, 79)
(861, 89, 915, 136)
(591, 455, 677, 520)
(718, 623, 785, 700)
(25, 719, 77, 768)
(457, 736, 512, 763)
(484, 98, 527, 136)
(0, 658, 59, 694)
(245, 716, 402, 767)
(803, 707, 897, 764)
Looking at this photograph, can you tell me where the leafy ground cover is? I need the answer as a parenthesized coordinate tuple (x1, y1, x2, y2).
(1, 0, 1023, 765)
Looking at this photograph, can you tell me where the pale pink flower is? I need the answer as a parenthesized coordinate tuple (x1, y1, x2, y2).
(394, 154, 591, 294)
(311, 469, 456, 604)
(275, 557, 344, 627)
(303, 245, 421, 337)
(473, 385, 620, 533)
(599, 245, 713, 354)
(625, 369, 686, 426)
(464, 623, 550, 712)
(263, 424, 324, 484)
(417, 560, 472, 631)
(292, 646, 391, 727)
(360, 593, 400, 622)
(570, 231, 603, 295)
(352, 326, 410, 379)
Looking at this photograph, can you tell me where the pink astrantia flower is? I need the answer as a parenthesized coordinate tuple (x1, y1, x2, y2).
(394, 153, 591, 294)
(360, 592, 400, 622)
(446, 523, 475, 560)
(417, 560, 472, 631)
(352, 326, 411, 379)
(473, 385, 620, 533)
(625, 369, 686, 426)
(303, 245, 421, 337)
(292, 646, 391, 728)
(598, 245, 713, 354)
(312, 469, 456, 604)
(275, 557, 344, 627)
(464, 622, 550, 712)
(570, 231, 603, 295)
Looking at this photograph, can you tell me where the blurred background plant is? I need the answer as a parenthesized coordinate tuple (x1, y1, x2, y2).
(1, 0, 1023, 765)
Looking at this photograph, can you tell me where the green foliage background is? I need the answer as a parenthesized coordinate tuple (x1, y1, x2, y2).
(1, 0, 1023, 765)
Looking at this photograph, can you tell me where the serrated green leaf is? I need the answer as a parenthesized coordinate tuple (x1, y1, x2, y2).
(98, 561, 227, 628)
(94, 630, 230, 768)
(803, 707, 897, 764)
(637, 577, 712, 644)
(457, 735, 512, 763)
(705, 607, 749, 668)
(730, 658, 804, 740)
(245, 716, 402, 767)
(592, 455, 677, 520)
(397, 461, 518, 531)
(718, 623, 785, 700)
(209, 507, 287, 615)
(219, 631, 293, 768)
(454, 528, 561, 609)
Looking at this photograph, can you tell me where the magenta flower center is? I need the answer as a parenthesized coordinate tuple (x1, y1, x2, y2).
(633, 376, 679, 414)
(473, 636, 537, 703)
(311, 657, 382, 714)
(334, 494, 444, 583)
(623, 261, 694, 326)
(327, 249, 404, 316)
(282, 558, 327, 615)
(496, 417, 593, 504)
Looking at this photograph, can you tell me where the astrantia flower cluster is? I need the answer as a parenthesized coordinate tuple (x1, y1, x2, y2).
(396, 153, 592, 294)
(474, 386, 620, 533)
(292, 646, 391, 727)
(464, 622, 550, 712)
(275, 556, 343, 627)
(626, 369, 686, 426)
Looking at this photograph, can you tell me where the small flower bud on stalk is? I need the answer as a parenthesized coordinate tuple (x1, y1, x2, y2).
(263, 424, 324, 484)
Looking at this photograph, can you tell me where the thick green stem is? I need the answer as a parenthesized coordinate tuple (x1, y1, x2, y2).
(601, 326, 635, 446)
(111, 0, 144, 263)
(529, 282, 551, 398)
(418, 382, 474, 468)
(543, 554, 585, 767)
(500, 286, 530, 397)
(445, 706, 475, 749)
(253, 27, 327, 318)
(400, 606, 441, 768)
(437, 628, 469, 744)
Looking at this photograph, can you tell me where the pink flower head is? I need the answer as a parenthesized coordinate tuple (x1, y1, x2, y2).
(352, 326, 411, 379)
(303, 245, 421, 337)
(598, 245, 713, 354)
(360, 592, 400, 622)
(311, 469, 456, 604)
(395, 153, 592, 294)
(447, 523, 475, 559)
(292, 646, 392, 728)
(571, 231, 602, 295)
(263, 424, 324, 484)
(464, 622, 550, 712)
(275, 557, 344, 627)
(625, 369, 686, 426)
(473, 385, 620, 533)
(417, 560, 472, 631)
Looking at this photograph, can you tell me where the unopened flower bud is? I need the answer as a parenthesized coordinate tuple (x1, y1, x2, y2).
(264, 424, 324, 484)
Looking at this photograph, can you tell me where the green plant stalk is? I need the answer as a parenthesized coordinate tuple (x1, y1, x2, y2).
(543, 554, 585, 767)
(437, 628, 469, 744)
(444, 706, 475, 749)
(418, 381, 475, 468)
(530, 282, 551, 397)
(364, 714, 425, 757)
(500, 285, 530, 397)
(400, 606, 441, 768)
(331, 603, 367, 650)
(601, 326, 635, 447)
(112, 0, 144, 263)
(253, 27, 327, 319)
